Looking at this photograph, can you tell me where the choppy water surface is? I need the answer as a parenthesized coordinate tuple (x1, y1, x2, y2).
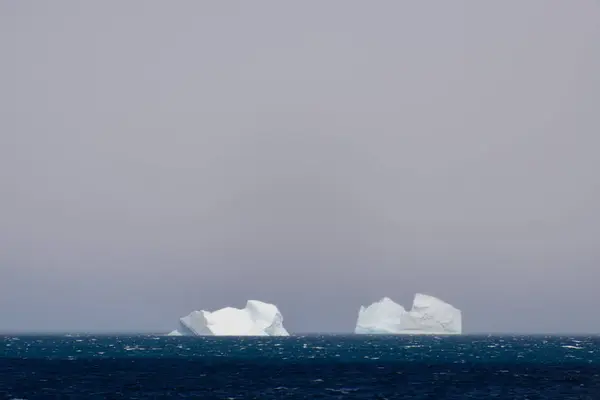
(1, 335, 599, 399)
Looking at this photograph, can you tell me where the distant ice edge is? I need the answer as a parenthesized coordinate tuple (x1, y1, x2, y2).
(167, 300, 289, 336)
(355, 293, 462, 335)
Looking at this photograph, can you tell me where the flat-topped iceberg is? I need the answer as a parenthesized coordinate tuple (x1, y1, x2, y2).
(355, 293, 462, 335)
(168, 300, 289, 336)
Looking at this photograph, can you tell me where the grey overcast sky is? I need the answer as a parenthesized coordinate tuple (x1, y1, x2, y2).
(1, 1, 599, 334)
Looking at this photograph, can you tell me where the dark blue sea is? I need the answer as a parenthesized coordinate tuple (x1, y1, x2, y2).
(1, 335, 599, 399)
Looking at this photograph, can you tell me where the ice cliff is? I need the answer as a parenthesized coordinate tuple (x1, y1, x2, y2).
(355, 293, 462, 334)
(168, 300, 289, 336)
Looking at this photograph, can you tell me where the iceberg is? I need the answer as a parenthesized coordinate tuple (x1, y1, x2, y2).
(167, 300, 289, 336)
(355, 293, 462, 334)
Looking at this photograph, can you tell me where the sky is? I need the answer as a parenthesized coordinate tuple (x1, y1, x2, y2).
(1, 1, 599, 334)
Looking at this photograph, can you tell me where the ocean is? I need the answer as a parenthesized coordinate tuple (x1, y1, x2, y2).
(1, 334, 598, 399)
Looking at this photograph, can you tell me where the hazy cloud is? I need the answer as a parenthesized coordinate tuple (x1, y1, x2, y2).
(1, 1, 599, 333)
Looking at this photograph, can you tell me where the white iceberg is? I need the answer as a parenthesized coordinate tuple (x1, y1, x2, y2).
(168, 300, 289, 336)
(355, 293, 462, 334)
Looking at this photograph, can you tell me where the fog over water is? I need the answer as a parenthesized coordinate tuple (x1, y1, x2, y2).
(1, 1, 599, 333)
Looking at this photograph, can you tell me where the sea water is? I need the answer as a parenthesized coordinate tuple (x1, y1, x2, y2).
(1, 334, 599, 399)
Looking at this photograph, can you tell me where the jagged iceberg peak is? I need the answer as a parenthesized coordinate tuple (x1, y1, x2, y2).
(168, 300, 289, 336)
(355, 293, 462, 335)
